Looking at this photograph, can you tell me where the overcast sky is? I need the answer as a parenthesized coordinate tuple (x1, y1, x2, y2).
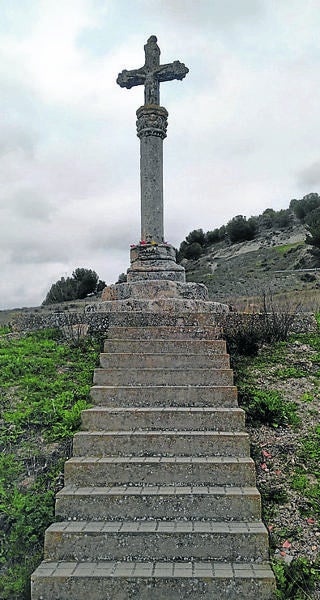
(1, 0, 319, 309)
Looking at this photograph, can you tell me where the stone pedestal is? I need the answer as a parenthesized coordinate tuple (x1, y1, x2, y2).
(127, 243, 185, 282)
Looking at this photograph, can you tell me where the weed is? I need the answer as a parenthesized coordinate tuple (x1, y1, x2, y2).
(301, 392, 314, 403)
(0, 325, 11, 335)
(259, 482, 289, 523)
(238, 387, 300, 428)
(222, 292, 299, 356)
(260, 483, 289, 506)
(273, 366, 307, 379)
(272, 557, 320, 599)
(299, 426, 320, 476)
(291, 474, 309, 492)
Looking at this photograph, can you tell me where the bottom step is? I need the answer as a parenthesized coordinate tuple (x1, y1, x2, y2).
(32, 560, 276, 600)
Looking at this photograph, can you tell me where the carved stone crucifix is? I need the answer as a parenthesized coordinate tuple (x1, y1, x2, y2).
(117, 36, 188, 266)
(117, 35, 188, 105)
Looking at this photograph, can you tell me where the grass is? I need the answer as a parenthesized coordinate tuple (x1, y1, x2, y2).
(0, 325, 11, 335)
(228, 290, 320, 313)
(291, 425, 320, 518)
(274, 241, 304, 255)
(232, 327, 320, 598)
(0, 329, 100, 599)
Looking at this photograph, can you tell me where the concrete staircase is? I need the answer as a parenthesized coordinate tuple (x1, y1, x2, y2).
(31, 320, 276, 599)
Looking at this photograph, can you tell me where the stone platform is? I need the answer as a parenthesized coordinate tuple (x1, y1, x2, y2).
(93, 278, 229, 315)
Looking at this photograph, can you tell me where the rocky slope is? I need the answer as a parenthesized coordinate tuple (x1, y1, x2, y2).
(183, 223, 320, 310)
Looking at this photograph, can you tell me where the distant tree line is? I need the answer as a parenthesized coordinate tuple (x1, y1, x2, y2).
(177, 193, 320, 261)
(43, 268, 106, 305)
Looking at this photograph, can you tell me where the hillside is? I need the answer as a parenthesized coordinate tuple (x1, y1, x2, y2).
(182, 221, 320, 311)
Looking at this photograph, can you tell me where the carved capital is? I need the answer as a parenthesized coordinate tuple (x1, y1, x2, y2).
(136, 105, 168, 139)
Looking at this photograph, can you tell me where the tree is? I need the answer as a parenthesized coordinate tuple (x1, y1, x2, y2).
(177, 230, 206, 261)
(184, 241, 203, 260)
(72, 268, 99, 299)
(274, 209, 291, 229)
(305, 207, 320, 248)
(117, 272, 127, 284)
(260, 208, 275, 229)
(43, 277, 78, 304)
(226, 215, 258, 243)
(43, 268, 105, 305)
(205, 226, 226, 245)
(291, 193, 320, 223)
(185, 229, 206, 246)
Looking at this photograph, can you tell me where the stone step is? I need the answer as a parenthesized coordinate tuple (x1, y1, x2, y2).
(55, 485, 261, 521)
(107, 310, 221, 327)
(90, 385, 238, 408)
(104, 338, 227, 354)
(99, 352, 230, 369)
(81, 407, 245, 432)
(93, 368, 233, 386)
(73, 430, 250, 457)
(64, 456, 256, 487)
(44, 520, 269, 562)
(31, 560, 276, 600)
(107, 325, 221, 340)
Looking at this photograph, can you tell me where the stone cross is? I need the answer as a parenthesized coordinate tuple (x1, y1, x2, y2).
(117, 36, 188, 244)
(117, 35, 188, 106)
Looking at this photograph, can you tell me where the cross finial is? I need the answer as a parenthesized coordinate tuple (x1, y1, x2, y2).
(117, 36, 189, 105)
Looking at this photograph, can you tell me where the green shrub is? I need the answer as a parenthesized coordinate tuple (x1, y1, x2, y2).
(238, 387, 300, 427)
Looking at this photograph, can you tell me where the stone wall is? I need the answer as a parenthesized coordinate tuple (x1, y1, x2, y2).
(9, 308, 317, 336)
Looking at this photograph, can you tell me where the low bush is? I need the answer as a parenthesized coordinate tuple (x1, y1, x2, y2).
(222, 293, 299, 356)
(238, 387, 300, 428)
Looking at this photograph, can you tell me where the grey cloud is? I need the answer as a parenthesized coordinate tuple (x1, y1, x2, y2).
(9, 189, 55, 222)
(10, 240, 70, 265)
(139, 0, 264, 28)
(298, 162, 320, 188)
(0, 125, 37, 158)
(87, 215, 140, 251)
(0, 80, 41, 157)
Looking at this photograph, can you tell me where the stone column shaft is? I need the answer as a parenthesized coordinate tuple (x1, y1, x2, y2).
(136, 105, 168, 243)
(140, 135, 163, 242)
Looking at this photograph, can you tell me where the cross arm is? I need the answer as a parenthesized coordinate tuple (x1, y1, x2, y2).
(117, 67, 146, 89)
(156, 61, 189, 83)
